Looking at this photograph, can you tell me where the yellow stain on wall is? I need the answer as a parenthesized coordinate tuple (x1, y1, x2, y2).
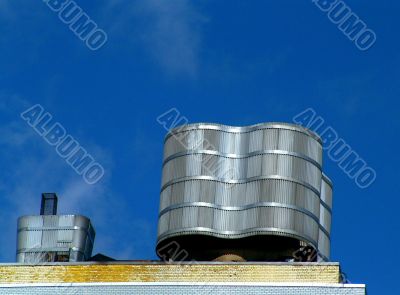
(0, 263, 340, 284)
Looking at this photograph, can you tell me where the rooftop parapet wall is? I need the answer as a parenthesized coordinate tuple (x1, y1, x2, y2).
(0, 262, 340, 284)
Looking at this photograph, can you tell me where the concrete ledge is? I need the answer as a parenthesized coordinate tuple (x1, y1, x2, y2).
(0, 262, 340, 284)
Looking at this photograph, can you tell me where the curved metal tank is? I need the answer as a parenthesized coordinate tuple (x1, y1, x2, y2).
(17, 215, 95, 263)
(157, 123, 332, 261)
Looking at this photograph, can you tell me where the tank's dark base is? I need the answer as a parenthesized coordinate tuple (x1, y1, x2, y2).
(156, 235, 316, 262)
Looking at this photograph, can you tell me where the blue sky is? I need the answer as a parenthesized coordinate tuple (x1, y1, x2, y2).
(0, 1, 398, 293)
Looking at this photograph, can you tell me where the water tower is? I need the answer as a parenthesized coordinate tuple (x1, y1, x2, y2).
(17, 193, 95, 263)
(156, 123, 332, 262)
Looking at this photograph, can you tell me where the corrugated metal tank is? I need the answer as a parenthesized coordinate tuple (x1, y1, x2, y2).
(17, 215, 95, 263)
(157, 123, 332, 261)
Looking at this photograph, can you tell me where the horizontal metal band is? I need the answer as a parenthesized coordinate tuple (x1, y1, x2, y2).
(165, 122, 322, 145)
(320, 200, 332, 214)
(157, 227, 318, 249)
(161, 175, 321, 196)
(18, 214, 91, 220)
(17, 226, 89, 233)
(17, 247, 86, 254)
(163, 149, 322, 170)
(318, 253, 330, 262)
(322, 173, 333, 188)
(159, 201, 321, 225)
(319, 225, 331, 239)
(17, 247, 70, 253)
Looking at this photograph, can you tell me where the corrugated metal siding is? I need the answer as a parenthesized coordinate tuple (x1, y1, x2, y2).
(318, 230, 331, 262)
(158, 206, 320, 246)
(318, 176, 333, 261)
(162, 153, 322, 192)
(164, 125, 323, 164)
(321, 175, 333, 208)
(160, 179, 320, 218)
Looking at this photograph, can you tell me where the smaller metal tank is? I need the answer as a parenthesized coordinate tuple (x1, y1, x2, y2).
(16, 193, 95, 263)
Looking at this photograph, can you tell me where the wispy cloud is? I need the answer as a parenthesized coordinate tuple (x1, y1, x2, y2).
(0, 0, 14, 20)
(1, 0, 206, 76)
(105, 0, 206, 77)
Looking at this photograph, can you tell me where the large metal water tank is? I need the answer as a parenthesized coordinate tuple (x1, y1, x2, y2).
(156, 123, 332, 261)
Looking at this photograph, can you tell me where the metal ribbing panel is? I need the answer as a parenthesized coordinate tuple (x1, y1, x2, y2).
(319, 175, 333, 261)
(157, 123, 332, 260)
(160, 179, 320, 219)
(162, 154, 322, 192)
(318, 229, 331, 262)
(320, 206, 332, 233)
(158, 206, 320, 246)
(164, 123, 322, 164)
(321, 174, 333, 209)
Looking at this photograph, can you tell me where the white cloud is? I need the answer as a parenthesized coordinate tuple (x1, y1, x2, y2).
(105, 0, 206, 77)
(1, 0, 206, 76)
